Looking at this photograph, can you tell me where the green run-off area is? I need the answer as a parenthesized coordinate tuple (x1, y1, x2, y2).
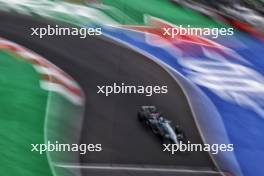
(0, 50, 52, 176)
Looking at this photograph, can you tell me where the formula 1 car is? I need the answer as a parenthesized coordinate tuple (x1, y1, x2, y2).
(138, 106, 185, 144)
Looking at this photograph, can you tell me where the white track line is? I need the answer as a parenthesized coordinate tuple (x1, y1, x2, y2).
(55, 163, 222, 174)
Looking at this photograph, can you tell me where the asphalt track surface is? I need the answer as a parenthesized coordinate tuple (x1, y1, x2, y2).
(0, 12, 221, 176)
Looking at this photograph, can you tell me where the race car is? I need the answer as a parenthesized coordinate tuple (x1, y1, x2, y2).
(138, 106, 185, 144)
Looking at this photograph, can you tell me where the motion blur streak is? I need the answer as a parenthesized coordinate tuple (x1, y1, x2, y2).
(178, 47, 264, 118)
(0, 0, 264, 176)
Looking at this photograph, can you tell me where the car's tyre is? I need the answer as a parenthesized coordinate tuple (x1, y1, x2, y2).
(151, 126, 159, 134)
(177, 133, 186, 143)
(137, 112, 144, 122)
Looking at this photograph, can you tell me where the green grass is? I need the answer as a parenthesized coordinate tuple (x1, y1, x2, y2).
(0, 50, 52, 176)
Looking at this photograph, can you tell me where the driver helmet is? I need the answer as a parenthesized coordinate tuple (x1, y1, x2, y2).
(159, 116, 164, 121)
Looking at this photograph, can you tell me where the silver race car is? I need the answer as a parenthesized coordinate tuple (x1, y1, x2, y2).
(138, 106, 185, 144)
